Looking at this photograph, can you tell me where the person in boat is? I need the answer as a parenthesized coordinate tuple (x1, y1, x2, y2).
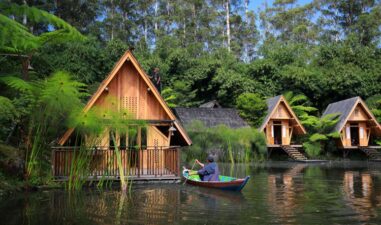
(185, 155, 220, 181)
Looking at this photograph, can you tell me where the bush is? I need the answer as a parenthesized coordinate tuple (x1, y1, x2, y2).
(183, 121, 267, 163)
(236, 93, 267, 127)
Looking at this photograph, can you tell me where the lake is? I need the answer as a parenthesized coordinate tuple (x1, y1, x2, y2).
(1, 161, 381, 225)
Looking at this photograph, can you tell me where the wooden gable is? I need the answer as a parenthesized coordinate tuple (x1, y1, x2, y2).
(260, 95, 306, 135)
(58, 50, 191, 145)
(271, 102, 292, 119)
(338, 98, 381, 136)
(348, 104, 371, 122)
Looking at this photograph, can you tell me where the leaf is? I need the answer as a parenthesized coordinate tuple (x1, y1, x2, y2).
(309, 133, 328, 142)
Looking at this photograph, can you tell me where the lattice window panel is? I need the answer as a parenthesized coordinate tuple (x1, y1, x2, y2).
(121, 96, 138, 119)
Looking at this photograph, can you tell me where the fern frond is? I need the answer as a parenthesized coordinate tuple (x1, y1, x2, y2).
(309, 133, 328, 142)
(0, 76, 34, 93)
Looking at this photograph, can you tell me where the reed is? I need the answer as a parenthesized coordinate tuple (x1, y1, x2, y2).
(184, 121, 267, 163)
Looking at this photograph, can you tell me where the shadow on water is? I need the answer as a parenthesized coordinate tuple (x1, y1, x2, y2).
(2, 161, 381, 224)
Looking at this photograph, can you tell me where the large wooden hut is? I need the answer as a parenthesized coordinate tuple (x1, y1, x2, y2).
(53, 50, 191, 181)
(259, 95, 307, 160)
(322, 97, 381, 158)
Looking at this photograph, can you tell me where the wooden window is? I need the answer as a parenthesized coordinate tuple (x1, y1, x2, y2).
(360, 127, 364, 139)
(141, 127, 147, 148)
(109, 130, 116, 149)
(120, 133, 126, 150)
(122, 96, 138, 118)
(128, 126, 138, 148)
(346, 126, 351, 139)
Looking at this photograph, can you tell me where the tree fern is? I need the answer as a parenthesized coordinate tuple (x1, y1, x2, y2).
(283, 91, 317, 119)
(0, 3, 85, 54)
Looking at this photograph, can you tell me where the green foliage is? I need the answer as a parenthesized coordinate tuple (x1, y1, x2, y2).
(366, 94, 381, 123)
(0, 3, 85, 54)
(302, 113, 340, 157)
(236, 93, 267, 127)
(184, 121, 267, 163)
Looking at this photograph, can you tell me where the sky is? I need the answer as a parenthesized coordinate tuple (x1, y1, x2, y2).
(249, 0, 312, 11)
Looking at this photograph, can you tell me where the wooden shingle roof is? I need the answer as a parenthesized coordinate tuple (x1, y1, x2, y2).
(322, 96, 381, 134)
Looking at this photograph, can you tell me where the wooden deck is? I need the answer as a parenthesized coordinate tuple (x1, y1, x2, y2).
(52, 146, 181, 181)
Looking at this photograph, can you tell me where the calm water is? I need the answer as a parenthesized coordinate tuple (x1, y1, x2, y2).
(2, 161, 381, 225)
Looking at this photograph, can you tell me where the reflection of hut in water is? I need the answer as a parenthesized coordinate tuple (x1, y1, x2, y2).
(267, 164, 307, 223)
(137, 188, 180, 224)
(343, 171, 381, 222)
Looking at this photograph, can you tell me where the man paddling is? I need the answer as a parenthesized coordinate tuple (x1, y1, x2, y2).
(184, 155, 220, 181)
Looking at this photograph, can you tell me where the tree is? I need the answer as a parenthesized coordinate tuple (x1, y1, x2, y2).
(0, 3, 85, 80)
(236, 93, 267, 127)
(302, 113, 340, 157)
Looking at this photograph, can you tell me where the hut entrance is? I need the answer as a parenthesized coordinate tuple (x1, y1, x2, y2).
(350, 123, 360, 146)
(273, 121, 282, 145)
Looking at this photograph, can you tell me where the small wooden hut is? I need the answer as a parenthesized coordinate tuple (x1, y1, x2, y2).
(322, 97, 381, 158)
(259, 95, 307, 160)
(259, 95, 306, 146)
(53, 50, 191, 181)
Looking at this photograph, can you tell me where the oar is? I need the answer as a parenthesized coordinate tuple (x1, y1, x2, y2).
(183, 160, 196, 185)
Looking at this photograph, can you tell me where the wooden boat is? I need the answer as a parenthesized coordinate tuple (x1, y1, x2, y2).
(182, 170, 250, 191)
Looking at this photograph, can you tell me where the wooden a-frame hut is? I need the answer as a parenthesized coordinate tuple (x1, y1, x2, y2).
(52, 50, 191, 180)
(322, 97, 381, 158)
(259, 95, 308, 160)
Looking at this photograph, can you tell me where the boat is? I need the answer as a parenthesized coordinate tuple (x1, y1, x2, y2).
(182, 170, 250, 191)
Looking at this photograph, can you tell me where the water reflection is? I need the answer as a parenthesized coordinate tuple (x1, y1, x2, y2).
(2, 162, 381, 224)
(343, 171, 381, 222)
(267, 164, 306, 224)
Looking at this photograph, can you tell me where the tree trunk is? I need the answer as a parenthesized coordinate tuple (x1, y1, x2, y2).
(110, 0, 115, 40)
(225, 0, 231, 52)
(21, 56, 30, 80)
(144, 10, 148, 43)
(23, 0, 27, 25)
(154, 0, 159, 32)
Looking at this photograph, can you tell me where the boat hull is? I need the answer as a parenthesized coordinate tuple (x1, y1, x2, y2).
(183, 171, 250, 191)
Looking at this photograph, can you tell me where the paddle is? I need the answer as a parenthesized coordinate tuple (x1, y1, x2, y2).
(183, 160, 197, 185)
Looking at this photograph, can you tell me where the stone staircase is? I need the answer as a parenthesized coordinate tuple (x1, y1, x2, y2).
(281, 145, 308, 161)
(360, 148, 381, 160)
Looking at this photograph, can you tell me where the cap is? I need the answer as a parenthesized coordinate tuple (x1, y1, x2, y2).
(207, 155, 214, 162)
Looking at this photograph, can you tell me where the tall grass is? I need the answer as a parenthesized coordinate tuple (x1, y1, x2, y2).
(183, 121, 267, 163)
(68, 98, 146, 192)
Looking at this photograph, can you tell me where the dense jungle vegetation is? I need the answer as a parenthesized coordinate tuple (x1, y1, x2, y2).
(1, 0, 381, 189)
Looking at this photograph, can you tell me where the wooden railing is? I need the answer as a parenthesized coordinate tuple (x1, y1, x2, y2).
(52, 146, 180, 178)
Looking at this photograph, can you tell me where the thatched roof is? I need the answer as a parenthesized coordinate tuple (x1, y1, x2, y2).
(199, 100, 221, 108)
(322, 96, 381, 134)
(173, 107, 249, 129)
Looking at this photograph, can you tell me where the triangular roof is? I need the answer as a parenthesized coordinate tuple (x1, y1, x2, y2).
(322, 96, 381, 134)
(174, 107, 249, 129)
(259, 95, 306, 134)
(59, 50, 191, 145)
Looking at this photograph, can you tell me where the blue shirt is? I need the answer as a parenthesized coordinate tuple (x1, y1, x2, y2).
(198, 162, 220, 181)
